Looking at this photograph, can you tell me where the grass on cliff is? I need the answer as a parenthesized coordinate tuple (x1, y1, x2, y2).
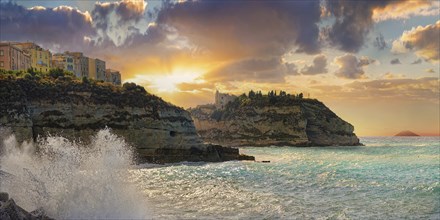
(0, 69, 175, 109)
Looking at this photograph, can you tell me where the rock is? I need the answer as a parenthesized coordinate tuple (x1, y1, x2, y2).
(30, 207, 54, 220)
(0, 199, 32, 220)
(0, 192, 9, 202)
(189, 98, 361, 147)
(238, 154, 256, 161)
(0, 198, 53, 220)
(0, 77, 252, 163)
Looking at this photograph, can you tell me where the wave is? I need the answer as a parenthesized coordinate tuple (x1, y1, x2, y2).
(0, 128, 150, 219)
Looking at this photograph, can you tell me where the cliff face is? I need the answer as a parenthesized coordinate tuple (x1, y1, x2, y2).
(189, 98, 360, 147)
(0, 77, 252, 163)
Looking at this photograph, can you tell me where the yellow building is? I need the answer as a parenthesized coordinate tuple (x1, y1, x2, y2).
(52, 53, 75, 73)
(13, 42, 51, 73)
(88, 57, 96, 79)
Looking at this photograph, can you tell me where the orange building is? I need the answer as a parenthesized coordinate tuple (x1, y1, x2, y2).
(0, 42, 31, 71)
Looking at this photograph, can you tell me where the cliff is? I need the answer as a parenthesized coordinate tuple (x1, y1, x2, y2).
(0, 74, 253, 163)
(189, 94, 360, 147)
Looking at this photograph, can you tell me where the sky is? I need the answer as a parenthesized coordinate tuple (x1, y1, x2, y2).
(0, 0, 439, 136)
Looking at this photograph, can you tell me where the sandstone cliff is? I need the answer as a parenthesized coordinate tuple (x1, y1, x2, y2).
(189, 95, 360, 147)
(0, 76, 253, 163)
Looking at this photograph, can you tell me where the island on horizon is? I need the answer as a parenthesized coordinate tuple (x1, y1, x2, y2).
(395, 130, 420, 137)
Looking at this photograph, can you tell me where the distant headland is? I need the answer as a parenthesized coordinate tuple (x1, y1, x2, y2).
(189, 90, 361, 147)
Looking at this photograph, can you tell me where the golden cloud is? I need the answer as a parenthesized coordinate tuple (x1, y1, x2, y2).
(372, 1, 439, 22)
(392, 21, 440, 62)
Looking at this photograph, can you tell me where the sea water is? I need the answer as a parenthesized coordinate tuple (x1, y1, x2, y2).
(0, 130, 439, 219)
(134, 136, 440, 219)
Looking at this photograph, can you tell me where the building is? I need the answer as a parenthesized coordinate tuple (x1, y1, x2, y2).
(215, 90, 237, 109)
(0, 42, 31, 71)
(65, 52, 89, 78)
(96, 59, 106, 81)
(88, 58, 96, 79)
(52, 53, 75, 73)
(13, 42, 51, 73)
(105, 69, 122, 85)
(88, 58, 106, 80)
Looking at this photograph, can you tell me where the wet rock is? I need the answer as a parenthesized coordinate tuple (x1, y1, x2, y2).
(0, 192, 8, 202)
(0, 198, 54, 220)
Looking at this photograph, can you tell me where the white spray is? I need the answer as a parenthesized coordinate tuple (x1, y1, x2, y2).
(0, 128, 150, 219)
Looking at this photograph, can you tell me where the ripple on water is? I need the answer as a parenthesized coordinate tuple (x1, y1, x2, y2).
(131, 137, 439, 219)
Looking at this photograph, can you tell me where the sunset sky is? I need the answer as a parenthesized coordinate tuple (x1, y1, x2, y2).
(0, 0, 439, 136)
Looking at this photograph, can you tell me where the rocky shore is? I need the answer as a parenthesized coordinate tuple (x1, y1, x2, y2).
(0, 74, 254, 163)
(0, 192, 53, 220)
(189, 94, 360, 147)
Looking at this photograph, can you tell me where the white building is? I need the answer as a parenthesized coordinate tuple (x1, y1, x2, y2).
(215, 90, 236, 109)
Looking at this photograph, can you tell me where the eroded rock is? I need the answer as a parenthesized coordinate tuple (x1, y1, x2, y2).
(189, 99, 360, 147)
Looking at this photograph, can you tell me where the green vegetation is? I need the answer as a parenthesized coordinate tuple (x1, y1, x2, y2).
(230, 90, 319, 108)
(209, 90, 322, 121)
(0, 69, 170, 110)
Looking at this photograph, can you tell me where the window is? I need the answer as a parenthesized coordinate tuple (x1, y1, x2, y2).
(0, 50, 3, 56)
(0, 61, 3, 67)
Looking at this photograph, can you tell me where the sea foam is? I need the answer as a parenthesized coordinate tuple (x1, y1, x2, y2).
(0, 128, 150, 219)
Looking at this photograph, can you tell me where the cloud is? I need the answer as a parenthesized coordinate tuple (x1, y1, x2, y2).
(204, 58, 295, 83)
(373, 33, 387, 50)
(285, 63, 299, 75)
(425, 68, 436, 73)
(300, 54, 328, 75)
(392, 21, 440, 62)
(148, 0, 324, 85)
(313, 77, 439, 103)
(156, 0, 322, 60)
(334, 54, 374, 79)
(92, 0, 147, 46)
(324, 1, 438, 53)
(177, 82, 214, 92)
(390, 58, 401, 65)
(411, 58, 423, 64)
(0, 2, 94, 51)
(382, 72, 405, 79)
(324, 1, 390, 53)
(372, 1, 439, 22)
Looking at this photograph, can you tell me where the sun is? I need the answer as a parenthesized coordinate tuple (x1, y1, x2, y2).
(126, 67, 206, 93)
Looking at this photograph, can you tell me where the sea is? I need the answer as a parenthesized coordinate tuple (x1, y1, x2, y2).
(0, 130, 439, 219)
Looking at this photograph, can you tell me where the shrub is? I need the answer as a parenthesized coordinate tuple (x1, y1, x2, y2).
(82, 76, 89, 84)
(23, 73, 33, 80)
(49, 68, 65, 79)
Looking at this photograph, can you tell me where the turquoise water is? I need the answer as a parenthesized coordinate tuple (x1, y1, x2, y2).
(133, 137, 440, 219)
(1, 134, 439, 219)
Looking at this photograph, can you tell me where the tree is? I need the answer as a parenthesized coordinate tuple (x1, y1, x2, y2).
(49, 68, 66, 79)
(123, 82, 147, 94)
(248, 90, 256, 99)
(82, 76, 89, 84)
(298, 93, 303, 99)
